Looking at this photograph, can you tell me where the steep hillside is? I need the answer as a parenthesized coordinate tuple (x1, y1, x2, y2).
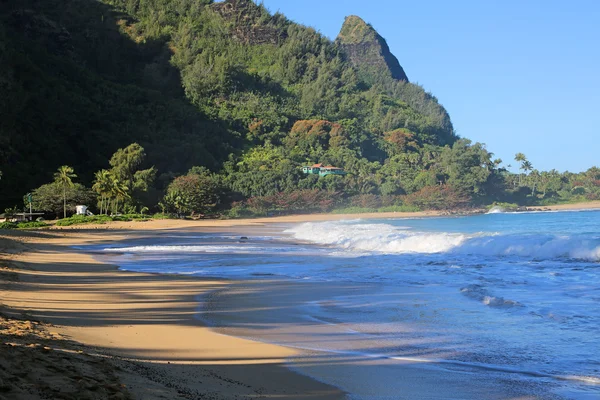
(0, 0, 465, 210)
(0, 0, 237, 207)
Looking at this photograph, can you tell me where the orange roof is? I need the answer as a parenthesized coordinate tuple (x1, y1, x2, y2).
(311, 163, 324, 167)
(323, 166, 342, 169)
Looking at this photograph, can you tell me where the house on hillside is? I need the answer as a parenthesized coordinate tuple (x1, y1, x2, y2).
(302, 164, 346, 177)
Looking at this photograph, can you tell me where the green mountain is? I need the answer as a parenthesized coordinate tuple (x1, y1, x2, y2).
(0, 0, 469, 211)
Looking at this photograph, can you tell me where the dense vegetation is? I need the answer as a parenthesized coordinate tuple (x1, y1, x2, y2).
(1, 0, 598, 220)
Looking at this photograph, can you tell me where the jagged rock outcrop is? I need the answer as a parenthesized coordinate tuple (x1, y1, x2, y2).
(336, 15, 408, 84)
(212, 0, 286, 45)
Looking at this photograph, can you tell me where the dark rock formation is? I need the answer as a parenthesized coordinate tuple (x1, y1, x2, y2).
(212, 0, 287, 45)
(336, 15, 408, 84)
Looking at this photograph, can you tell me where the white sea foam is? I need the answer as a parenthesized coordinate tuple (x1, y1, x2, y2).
(103, 244, 318, 255)
(286, 221, 600, 261)
(106, 221, 600, 262)
(287, 221, 468, 254)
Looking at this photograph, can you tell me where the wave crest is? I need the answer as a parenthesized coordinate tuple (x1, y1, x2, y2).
(286, 221, 600, 261)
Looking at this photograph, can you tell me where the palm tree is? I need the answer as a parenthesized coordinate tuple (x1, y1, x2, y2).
(54, 166, 77, 218)
(514, 153, 527, 186)
(92, 170, 113, 215)
(109, 176, 129, 215)
(529, 169, 540, 195)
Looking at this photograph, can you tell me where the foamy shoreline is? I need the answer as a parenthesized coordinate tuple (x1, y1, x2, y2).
(2, 202, 599, 398)
(42, 199, 600, 231)
(0, 228, 344, 399)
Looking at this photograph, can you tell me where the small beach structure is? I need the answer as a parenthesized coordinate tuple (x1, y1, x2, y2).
(302, 164, 346, 177)
(76, 205, 94, 216)
(0, 212, 44, 222)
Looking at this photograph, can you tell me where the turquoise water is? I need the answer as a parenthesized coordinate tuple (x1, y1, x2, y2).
(94, 210, 600, 398)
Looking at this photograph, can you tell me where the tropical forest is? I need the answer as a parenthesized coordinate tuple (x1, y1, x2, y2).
(1, 0, 599, 225)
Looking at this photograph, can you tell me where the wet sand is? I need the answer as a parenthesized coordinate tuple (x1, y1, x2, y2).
(202, 281, 562, 400)
(0, 229, 343, 399)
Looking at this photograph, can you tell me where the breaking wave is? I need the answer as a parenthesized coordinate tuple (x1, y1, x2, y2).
(286, 221, 600, 261)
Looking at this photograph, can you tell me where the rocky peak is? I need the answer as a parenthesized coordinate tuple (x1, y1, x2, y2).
(336, 15, 408, 84)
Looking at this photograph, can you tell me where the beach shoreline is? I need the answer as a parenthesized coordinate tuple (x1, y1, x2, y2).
(35, 199, 600, 232)
(2, 203, 599, 398)
(524, 200, 600, 211)
(0, 227, 345, 399)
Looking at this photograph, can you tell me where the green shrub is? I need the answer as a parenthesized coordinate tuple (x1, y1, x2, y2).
(151, 213, 177, 219)
(223, 206, 253, 219)
(332, 207, 377, 214)
(122, 214, 150, 220)
(55, 215, 114, 226)
(55, 214, 156, 226)
(403, 185, 470, 210)
(0, 221, 18, 229)
(111, 215, 133, 222)
(332, 205, 421, 214)
(536, 198, 574, 206)
(377, 205, 421, 213)
(17, 221, 49, 229)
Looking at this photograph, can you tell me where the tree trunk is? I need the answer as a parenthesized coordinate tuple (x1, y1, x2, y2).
(63, 185, 67, 219)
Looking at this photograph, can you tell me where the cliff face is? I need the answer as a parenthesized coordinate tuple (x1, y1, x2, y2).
(211, 0, 286, 45)
(336, 15, 408, 84)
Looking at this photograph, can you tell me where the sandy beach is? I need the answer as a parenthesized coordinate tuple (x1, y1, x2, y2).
(0, 225, 344, 399)
(524, 200, 600, 211)
(2, 202, 600, 399)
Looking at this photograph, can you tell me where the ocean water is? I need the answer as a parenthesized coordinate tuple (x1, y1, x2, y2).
(92, 210, 600, 399)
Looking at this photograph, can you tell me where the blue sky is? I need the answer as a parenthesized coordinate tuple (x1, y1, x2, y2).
(258, 0, 599, 173)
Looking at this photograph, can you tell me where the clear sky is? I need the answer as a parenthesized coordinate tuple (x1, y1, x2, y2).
(258, 0, 599, 173)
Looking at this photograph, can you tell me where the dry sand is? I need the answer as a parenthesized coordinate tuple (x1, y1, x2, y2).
(525, 200, 600, 211)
